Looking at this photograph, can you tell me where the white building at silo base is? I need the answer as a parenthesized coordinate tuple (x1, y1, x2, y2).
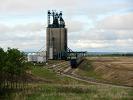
(27, 51, 46, 63)
(28, 53, 38, 62)
(37, 56, 46, 63)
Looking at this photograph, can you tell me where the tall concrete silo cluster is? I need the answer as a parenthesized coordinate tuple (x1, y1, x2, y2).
(46, 10, 67, 60)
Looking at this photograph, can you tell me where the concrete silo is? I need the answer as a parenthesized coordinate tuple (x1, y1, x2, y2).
(46, 10, 67, 60)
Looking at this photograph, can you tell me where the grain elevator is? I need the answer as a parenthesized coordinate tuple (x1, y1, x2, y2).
(46, 10, 67, 60)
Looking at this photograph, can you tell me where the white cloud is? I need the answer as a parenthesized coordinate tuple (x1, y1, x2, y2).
(67, 21, 86, 32)
(0, 22, 45, 51)
(0, 22, 43, 33)
(0, 0, 132, 16)
(97, 13, 133, 30)
(69, 39, 133, 52)
(68, 12, 133, 51)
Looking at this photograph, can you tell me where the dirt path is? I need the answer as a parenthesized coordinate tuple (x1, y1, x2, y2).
(63, 67, 133, 89)
(44, 61, 133, 89)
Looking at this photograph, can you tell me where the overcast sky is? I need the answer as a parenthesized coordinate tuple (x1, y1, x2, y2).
(0, 0, 133, 52)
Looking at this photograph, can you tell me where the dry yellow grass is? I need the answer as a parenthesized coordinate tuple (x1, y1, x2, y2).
(86, 57, 133, 86)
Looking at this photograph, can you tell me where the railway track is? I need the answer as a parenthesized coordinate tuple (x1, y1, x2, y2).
(45, 61, 70, 74)
(45, 61, 133, 89)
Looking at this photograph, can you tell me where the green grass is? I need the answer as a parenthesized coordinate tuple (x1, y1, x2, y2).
(8, 84, 133, 100)
(1, 62, 133, 100)
(31, 66, 59, 81)
(24, 61, 133, 100)
(75, 59, 102, 79)
(31, 65, 89, 85)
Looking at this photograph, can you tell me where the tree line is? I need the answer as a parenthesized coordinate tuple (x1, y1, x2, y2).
(0, 47, 28, 91)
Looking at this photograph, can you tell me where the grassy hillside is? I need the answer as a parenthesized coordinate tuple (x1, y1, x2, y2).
(30, 65, 89, 85)
(75, 57, 133, 87)
(1, 61, 133, 100)
(74, 59, 102, 79)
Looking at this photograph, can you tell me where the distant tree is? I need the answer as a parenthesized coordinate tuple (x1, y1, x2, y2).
(6, 48, 26, 76)
(0, 47, 28, 90)
(0, 48, 6, 71)
(0, 48, 6, 88)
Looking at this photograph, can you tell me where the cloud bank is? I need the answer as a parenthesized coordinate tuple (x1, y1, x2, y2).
(0, 0, 133, 52)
